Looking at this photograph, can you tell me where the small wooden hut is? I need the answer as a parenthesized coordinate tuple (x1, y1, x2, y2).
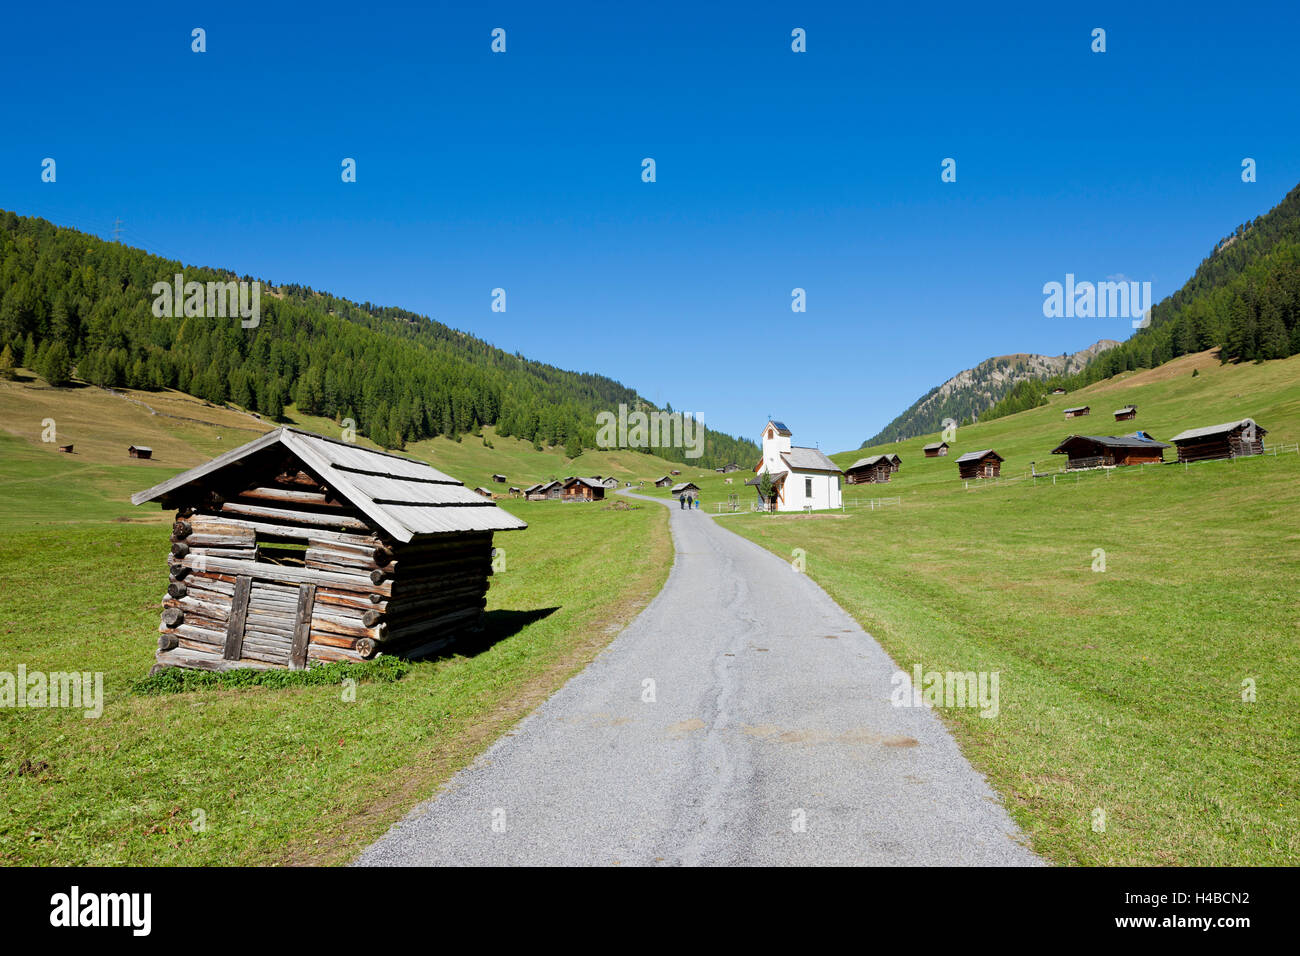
(491, 474, 507, 483)
(887, 454, 901, 473)
(1167, 419, 1267, 463)
(131, 427, 526, 673)
(1050, 433, 1170, 470)
(671, 481, 701, 499)
(1051, 387, 1067, 395)
(922, 442, 949, 458)
(1113, 405, 1137, 422)
(473, 486, 494, 498)
(129, 445, 154, 459)
(526, 480, 562, 501)
(653, 475, 673, 488)
(58, 444, 74, 454)
(845, 455, 892, 484)
(955, 449, 1003, 480)
(1063, 406, 1090, 419)
(600, 476, 619, 489)
(561, 477, 606, 502)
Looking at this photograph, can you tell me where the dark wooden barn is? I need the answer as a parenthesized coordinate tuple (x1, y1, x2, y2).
(129, 445, 154, 459)
(887, 454, 901, 473)
(671, 481, 700, 499)
(653, 475, 673, 488)
(923, 442, 949, 458)
(561, 477, 606, 502)
(1168, 419, 1267, 463)
(1113, 405, 1137, 422)
(955, 449, 1003, 480)
(527, 480, 562, 500)
(1051, 387, 1067, 395)
(131, 427, 526, 673)
(845, 455, 892, 484)
(491, 473, 507, 483)
(1063, 406, 1090, 419)
(1050, 432, 1170, 470)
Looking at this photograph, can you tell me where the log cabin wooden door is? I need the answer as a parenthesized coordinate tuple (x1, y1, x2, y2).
(221, 576, 316, 669)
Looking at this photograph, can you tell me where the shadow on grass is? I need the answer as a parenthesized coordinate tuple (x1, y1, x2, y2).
(426, 606, 560, 661)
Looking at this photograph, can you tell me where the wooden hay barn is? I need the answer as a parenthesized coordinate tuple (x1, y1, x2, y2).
(491, 473, 507, 483)
(1051, 387, 1067, 395)
(473, 486, 494, 498)
(131, 427, 526, 673)
(599, 476, 619, 489)
(58, 444, 73, 454)
(1050, 432, 1170, 470)
(722, 462, 741, 473)
(888, 454, 901, 472)
(1064, 406, 1090, 419)
(955, 449, 1003, 480)
(845, 455, 892, 484)
(671, 481, 700, 499)
(561, 477, 606, 502)
(128, 445, 154, 459)
(1168, 419, 1267, 463)
(653, 475, 673, 488)
(526, 480, 562, 500)
(1114, 405, 1137, 422)
(922, 442, 949, 458)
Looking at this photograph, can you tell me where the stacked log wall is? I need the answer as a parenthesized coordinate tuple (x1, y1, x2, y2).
(154, 471, 494, 672)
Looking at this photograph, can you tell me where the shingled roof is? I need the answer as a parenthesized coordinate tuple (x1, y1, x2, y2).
(131, 427, 527, 542)
(954, 449, 1004, 463)
(847, 454, 890, 470)
(1168, 419, 1265, 443)
(781, 446, 842, 472)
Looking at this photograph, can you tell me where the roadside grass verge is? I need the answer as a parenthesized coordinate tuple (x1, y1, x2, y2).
(725, 454, 1300, 865)
(0, 498, 670, 865)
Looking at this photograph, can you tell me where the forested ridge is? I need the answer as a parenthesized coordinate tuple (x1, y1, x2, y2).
(0, 210, 757, 467)
(981, 181, 1300, 423)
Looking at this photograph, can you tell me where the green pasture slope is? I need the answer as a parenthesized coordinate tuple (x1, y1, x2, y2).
(0, 382, 673, 865)
(725, 350, 1300, 865)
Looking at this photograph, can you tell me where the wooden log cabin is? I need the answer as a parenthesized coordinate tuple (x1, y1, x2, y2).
(1063, 406, 1091, 419)
(955, 449, 1003, 480)
(1113, 405, 1137, 422)
(1167, 419, 1267, 463)
(671, 481, 700, 499)
(922, 442, 949, 458)
(128, 445, 153, 459)
(653, 475, 673, 488)
(887, 454, 901, 473)
(131, 427, 526, 673)
(1050, 432, 1170, 470)
(845, 455, 892, 484)
(561, 477, 606, 502)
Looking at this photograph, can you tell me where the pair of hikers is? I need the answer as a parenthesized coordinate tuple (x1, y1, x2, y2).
(678, 493, 699, 510)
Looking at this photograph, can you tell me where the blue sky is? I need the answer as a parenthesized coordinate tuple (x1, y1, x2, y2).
(2, 1, 1298, 452)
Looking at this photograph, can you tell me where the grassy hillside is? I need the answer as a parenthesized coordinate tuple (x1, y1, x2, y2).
(721, 351, 1300, 865)
(0, 375, 677, 865)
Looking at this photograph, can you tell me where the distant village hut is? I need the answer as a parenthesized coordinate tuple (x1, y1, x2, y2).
(653, 475, 673, 488)
(1051, 387, 1067, 395)
(722, 462, 741, 473)
(129, 445, 154, 459)
(527, 480, 563, 500)
(1168, 419, 1267, 463)
(508, 486, 522, 497)
(1050, 432, 1170, 470)
(923, 442, 949, 458)
(845, 455, 892, 484)
(671, 481, 701, 499)
(130, 427, 526, 673)
(955, 449, 1003, 480)
(599, 476, 619, 489)
(473, 486, 494, 498)
(561, 477, 606, 502)
(58, 444, 74, 454)
(491, 473, 507, 483)
(1064, 406, 1091, 419)
(1113, 405, 1137, 422)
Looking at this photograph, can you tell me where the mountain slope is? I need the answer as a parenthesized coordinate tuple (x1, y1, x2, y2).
(864, 340, 1118, 446)
(0, 210, 758, 469)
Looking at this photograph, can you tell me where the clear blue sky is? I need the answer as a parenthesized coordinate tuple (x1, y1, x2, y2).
(2, 1, 1297, 452)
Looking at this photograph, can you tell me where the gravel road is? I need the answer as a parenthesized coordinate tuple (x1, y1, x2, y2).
(355, 491, 1042, 866)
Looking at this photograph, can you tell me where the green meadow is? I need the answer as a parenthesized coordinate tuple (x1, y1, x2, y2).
(0, 377, 673, 865)
(724, 350, 1300, 865)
